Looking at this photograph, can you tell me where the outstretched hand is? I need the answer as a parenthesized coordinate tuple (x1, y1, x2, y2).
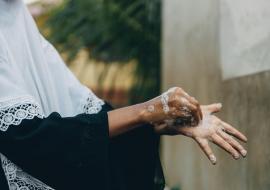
(154, 103, 248, 165)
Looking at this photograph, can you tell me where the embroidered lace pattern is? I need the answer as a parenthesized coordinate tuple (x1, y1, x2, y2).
(82, 92, 105, 114)
(1, 154, 54, 190)
(0, 94, 104, 190)
(0, 96, 44, 132)
(0, 96, 53, 190)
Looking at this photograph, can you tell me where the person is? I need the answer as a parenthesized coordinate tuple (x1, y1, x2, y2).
(0, 0, 247, 190)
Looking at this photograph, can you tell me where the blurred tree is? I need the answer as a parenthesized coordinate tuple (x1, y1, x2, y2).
(47, 0, 161, 103)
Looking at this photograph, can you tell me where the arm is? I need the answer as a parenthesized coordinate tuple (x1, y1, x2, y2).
(108, 103, 146, 137)
(0, 102, 164, 190)
(108, 87, 203, 137)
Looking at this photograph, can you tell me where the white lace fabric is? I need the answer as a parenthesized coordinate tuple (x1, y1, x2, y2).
(0, 154, 54, 190)
(82, 92, 105, 114)
(0, 96, 45, 132)
(0, 94, 104, 190)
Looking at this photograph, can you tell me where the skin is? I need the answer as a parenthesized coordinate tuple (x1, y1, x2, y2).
(154, 103, 247, 164)
(108, 87, 202, 136)
(108, 87, 247, 164)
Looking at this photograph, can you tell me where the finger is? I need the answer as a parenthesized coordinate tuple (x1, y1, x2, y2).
(182, 94, 203, 120)
(198, 105, 203, 120)
(180, 90, 196, 103)
(203, 103, 222, 114)
(196, 138, 217, 165)
(186, 105, 201, 125)
(221, 121, 248, 142)
(217, 129, 247, 157)
(190, 97, 203, 120)
(211, 134, 240, 160)
(178, 98, 200, 124)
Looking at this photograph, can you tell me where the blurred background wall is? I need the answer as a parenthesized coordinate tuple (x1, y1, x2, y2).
(161, 0, 270, 190)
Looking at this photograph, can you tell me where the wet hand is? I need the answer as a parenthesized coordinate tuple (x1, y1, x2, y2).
(154, 103, 248, 165)
(141, 87, 202, 125)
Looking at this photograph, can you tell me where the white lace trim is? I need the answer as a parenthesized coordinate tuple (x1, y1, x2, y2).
(82, 92, 105, 114)
(0, 94, 104, 190)
(0, 96, 52, 190)
(1, 154, 54, 190)
(0, 96, 45, 132)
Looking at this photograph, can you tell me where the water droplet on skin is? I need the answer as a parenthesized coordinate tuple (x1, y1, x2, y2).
(147, 105, 155, 113)
(161, 92, 170, 114)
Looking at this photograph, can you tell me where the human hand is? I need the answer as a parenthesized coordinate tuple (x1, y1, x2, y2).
(141, 87, 202, 126)
(154, 103, 248, 164)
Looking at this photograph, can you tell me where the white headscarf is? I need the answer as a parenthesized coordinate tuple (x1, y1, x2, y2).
(0, 0, 104, 189)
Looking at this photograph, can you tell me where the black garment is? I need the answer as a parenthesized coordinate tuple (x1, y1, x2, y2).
(0, 103, 165, 190)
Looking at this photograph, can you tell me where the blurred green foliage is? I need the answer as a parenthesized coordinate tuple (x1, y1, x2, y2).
(47, 0, 161, 103)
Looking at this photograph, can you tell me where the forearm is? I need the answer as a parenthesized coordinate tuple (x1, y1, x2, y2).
(108, 103, 149, 137)
(107, 86, 203, 137)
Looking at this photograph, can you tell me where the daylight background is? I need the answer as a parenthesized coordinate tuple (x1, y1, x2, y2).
(26, 0, 270, 189)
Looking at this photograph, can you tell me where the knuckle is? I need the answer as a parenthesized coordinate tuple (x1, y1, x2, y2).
(191, 97, 199, 104)
(175, 87, 183, 94)
(170, 97, 179, 106)
(191, 96, 198, 101)
(226, 137, 233, 143)
(176, 87, 183, 91)
(227, 139, 234, 145)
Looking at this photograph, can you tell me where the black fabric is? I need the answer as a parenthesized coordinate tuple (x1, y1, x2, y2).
(109, 125, 164, 190)
(0, 111, 110, 189)
(0, 103, 165, 190)
(0, 162, 8, 190)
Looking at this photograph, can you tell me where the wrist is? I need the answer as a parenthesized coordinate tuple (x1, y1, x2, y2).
(137, 101, 154, 124)
(139, 97, 169, 125)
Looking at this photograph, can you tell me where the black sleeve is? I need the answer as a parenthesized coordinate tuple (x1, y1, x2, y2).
(0, 103, 165, 190)
(0, 105, 110, 190)
(109, 125, 165, 190)
(105, 103, 165, 190)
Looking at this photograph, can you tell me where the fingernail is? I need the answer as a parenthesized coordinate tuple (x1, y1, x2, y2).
(241, 150, 247, 157)
(233, 154, 240, 160)
(210, 155, 217, 164)
(216, 103, 222, 108)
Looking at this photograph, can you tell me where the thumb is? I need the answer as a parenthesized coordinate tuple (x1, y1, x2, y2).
(203, 103, 222, 114)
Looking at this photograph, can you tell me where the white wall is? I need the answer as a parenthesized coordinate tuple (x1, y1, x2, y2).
(162, 0, 270, 189)
(220, 0, 270, 79)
